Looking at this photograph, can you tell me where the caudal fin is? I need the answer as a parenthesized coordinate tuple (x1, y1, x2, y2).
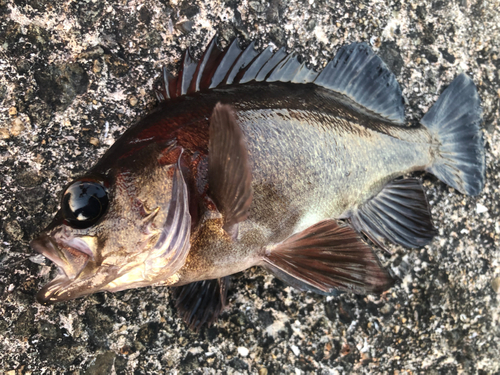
(422, 74, 485, 196)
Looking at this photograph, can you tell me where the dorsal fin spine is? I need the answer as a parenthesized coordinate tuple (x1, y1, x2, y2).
(267, 53, 303, 83)
(291, 63, 319, 83)
(191, 37, 218, 94)
(255, 48, 287, 81)
(238, 46, 274, 84)
(196, 37, 227, 91)
(158, 39, 405, 123)
(168, 73, 178, 99)
(178, 50, 197, 97)
(162, 67, 172, 99)
(209, 39, 243, 89)
(225, 41, 258, 85)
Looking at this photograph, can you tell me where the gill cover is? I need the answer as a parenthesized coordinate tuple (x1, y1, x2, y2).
(144, 150, 191, 277)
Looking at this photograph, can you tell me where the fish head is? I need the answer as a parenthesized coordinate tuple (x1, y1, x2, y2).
(31, 146, 191, 304)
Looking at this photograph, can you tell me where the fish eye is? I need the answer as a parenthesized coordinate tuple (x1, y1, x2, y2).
(61, 180, 109, 229)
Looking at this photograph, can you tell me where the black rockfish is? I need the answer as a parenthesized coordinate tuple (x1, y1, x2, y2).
(31, 38, 485, 330)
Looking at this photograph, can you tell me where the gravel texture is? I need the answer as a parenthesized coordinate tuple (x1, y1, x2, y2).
(1, 0, 499, 373)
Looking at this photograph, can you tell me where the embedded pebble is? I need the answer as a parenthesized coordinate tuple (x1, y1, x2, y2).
(476, 203, 488, 213)
(0, 128, 9, 139)
(129, 96, 138, 106)
(290, 345, 300, 356)
(10, 118, 25, 136)
(237, 346, 249, 357)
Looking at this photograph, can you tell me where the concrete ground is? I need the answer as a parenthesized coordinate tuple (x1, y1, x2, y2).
(0, 0, 499, 373)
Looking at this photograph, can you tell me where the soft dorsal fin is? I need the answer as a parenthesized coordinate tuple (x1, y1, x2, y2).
(314, 43, 405, 123)
(237, 46, 274, 84)
(154, 38, 405, 123)
(225, 41, 258, 85)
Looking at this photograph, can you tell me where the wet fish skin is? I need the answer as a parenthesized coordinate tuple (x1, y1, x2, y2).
(30, 40, 484, 330)
(84, 83, 433, 283)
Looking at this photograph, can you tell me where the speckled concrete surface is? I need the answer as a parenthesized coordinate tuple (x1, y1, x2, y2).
(0, 0, 499, 373)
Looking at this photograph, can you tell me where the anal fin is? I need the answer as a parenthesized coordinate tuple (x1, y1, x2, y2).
(349, 178, 437, 249)
(172, 277, 230, 332)
(262, 220, 393, 295)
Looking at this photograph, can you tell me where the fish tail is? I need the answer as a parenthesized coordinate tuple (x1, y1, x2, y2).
(422, 73, 485, 196)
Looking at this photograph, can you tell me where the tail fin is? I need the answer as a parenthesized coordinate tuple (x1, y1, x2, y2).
(421, 74, 485, 196)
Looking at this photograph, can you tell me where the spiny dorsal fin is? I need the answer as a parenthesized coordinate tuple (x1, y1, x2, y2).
(209, 38, 243, 88)
(155, 39, 405, 123)
(188, 37, 223, 94)
(178, 50, 197, 96)
(224, 41, 258, 85)
(255, 47, 288, 81)
(237, 46, 274, 84)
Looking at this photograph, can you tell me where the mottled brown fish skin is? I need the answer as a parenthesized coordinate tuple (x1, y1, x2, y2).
(98, 82, 435, 286)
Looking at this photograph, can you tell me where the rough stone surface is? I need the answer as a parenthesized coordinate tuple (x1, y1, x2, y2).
(1, 0, 499, 373)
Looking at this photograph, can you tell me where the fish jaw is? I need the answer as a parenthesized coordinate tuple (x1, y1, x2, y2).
(31, 227, 147, 303)
(30, 228, 112, 304)
(31, 221, 189, 303)
(30, 233, 76, 303)
(30, 230, 95, 280)
(35, 264, 121, 304)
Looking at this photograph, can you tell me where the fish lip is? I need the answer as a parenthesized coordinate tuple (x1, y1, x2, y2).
(31, 233, 71, 303)
(31, 231, 96, 303)
(30, 233, 66, 270)
(36, 272, 73, 304)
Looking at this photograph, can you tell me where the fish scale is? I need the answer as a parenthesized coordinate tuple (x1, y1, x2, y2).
(175, 97, 431, 281)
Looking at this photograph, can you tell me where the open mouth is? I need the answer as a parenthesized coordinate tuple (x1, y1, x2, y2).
(31, 233, 66, 270)
(30, 232, 93, 303)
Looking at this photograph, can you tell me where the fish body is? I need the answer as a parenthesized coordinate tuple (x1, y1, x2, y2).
(31, 39, 485, 330)
(91, 82, 431, 283)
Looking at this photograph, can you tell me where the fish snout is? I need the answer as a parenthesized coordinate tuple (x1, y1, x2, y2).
(30, 232, 93, 280)
(30, 233, 65, 269)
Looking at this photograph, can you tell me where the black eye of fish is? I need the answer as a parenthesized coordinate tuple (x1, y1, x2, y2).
(61, 180, 109, 229)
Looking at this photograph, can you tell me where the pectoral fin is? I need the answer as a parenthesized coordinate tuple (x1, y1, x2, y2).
(348, 178, 437, 249)
(262, 220, 394, 295)
(208, 103, 253, 232)
(172, 277, 230, 332)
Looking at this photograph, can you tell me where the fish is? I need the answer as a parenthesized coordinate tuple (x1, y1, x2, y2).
(30, 38, 485, 331)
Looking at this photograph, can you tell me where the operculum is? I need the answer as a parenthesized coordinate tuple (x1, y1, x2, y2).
(144, 149, 191, 279)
